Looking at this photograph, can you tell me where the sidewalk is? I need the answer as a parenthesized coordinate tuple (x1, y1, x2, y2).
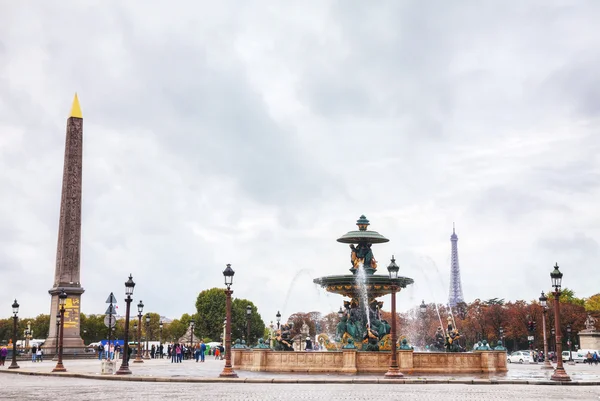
(1, 357, 599, 385)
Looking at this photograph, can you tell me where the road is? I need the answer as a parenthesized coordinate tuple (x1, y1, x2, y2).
(1, 374, 600, 401)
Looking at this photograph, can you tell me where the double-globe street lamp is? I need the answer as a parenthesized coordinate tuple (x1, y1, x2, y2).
(219, 263, 238, 378)
(8, 300, 20, 369)
(190, 319, 195, 347)
(159, 320, 164, 358)
(116, 274, 136, 375)
(134, 301, 144, 363)
(52, 289, 68, 372)
(566, 324, 575, 365)
(420, 300, 427, 349)
(550, 263, 570, 382)
(384, 256, 403, 379)
(144, 313, 151, 359)
(246, 305, 252, 344)
(539, 291, 553, 370)
(550, 327, 556, 354)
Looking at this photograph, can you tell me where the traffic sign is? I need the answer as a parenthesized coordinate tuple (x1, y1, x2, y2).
(105, 304, 117, 315)
(527, 335, 534, 341)
(105, 293, 117, 304)
(104, 315, 116, 328)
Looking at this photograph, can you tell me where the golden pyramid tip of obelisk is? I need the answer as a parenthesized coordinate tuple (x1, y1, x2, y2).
(69, 93, 82, 118)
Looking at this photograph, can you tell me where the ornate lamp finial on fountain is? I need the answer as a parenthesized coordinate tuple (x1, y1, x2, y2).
(357, 215, 370, 231)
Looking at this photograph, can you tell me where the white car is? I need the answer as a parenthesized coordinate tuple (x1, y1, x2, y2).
(507, 351, 533, 364)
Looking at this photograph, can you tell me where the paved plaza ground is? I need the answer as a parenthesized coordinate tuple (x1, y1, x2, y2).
(1, 358, 599, 400)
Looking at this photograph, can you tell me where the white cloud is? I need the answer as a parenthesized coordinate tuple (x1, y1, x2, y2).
(1, 0, 599, 327)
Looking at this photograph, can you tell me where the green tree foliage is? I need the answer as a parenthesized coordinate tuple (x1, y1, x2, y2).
(547, 288, 586, 306)
(195, 288, 227, 341)
(80, 314, 107, 344)
(585, 294, 600, 312)
(195, 288, 265, 344)
(231, 298, 265, 345)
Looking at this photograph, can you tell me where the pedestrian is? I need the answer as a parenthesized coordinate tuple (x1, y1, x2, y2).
(97, 343, 104, 360)
(0, 346, 7, 366)
(200, 341, 206, 362)
(159, 343, 164, 359)
(151, 344, 156, 359)
(593, 352, 599, 366)
(31, 344, 37, 362)
(114, 343, 121, 361)
(36, 346, 43, 362)
(214, 346, 220, 360)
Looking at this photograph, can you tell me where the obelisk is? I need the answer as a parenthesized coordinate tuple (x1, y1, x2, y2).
(45, 94, 86, 354)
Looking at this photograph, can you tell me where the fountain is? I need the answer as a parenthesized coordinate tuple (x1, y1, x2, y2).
(231, 215, 507, 374)
(312, 215, 413, 350)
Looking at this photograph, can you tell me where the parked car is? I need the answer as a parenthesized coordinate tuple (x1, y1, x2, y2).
(507, 351, 533, 364)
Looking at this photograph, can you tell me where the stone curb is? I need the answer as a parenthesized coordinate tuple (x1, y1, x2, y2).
(0, 370, 598, 385)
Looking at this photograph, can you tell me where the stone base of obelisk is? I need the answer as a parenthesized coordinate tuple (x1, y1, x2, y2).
(44, 337, 86, 357)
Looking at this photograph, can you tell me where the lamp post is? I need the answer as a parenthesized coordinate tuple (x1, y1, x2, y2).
(539, 291, 553, 369)
(499, 326, 504, 347)
(420, 300, 427, 349)
(54, 312, 60, 359)
(52, 289, 68, 372)
(384, 256, 403, 379)
(116, 274, 136, 375)
(246, 305, 252, 345)
(550, 327, 555, 354)
(550, 263, 570, 382)
(190, 319, 195, 347)
(566, 324, 574, 365)
(8, 299, 20, 369)
(276, 310, 281, 330)
(159, 321, 163, 358)
(134, 301, 144, 363)
(220, 263, 238, 378)
(144, 313, 150, 359)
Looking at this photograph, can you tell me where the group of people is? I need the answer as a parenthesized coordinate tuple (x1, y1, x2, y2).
(167, 341, 220, 363)
(585, 351, 599, 365)
(96, 343, 122, 361)
(30, 345, 43, 362)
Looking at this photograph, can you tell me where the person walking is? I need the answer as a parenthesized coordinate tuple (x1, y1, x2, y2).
(36, 346, 43, 362)
(31, 345, 37, 362)
(0, 346, 7, 366)
(114, 343, 121, 361)
(200, 341, 206, 362)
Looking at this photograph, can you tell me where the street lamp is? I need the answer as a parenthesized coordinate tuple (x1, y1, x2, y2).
(8, 299, 20, 369)
(53, 289, 68, 372)
(338, 307, 344, 319)
(566, 324, 574, 365)
(134, 301, 144, 363)
(551, 327, 555, 354)
(220, 263, 238, 378)
(246, 305, 252, 345)
(499, 326, 504, 346)
(550, 263, 570, 382)
(116, 274, 136, 375)
(144, 313, 151, 359)
(276, 310, 281, 329)
(384, 256, 403, 379)
(54, 312, 60, 359)
(190, 319, 195, 347)
(539, 291, 552, 369)
(420, 300, 427, 349)
(159, 320, 164, 359)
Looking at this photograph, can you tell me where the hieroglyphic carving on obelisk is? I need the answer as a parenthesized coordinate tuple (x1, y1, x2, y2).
(45, 94, 86, 353)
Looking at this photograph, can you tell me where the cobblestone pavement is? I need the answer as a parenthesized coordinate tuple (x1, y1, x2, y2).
(1, 374, 600, 400)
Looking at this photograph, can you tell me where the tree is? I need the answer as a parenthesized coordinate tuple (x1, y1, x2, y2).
(231, 299, 265, 345)
(195, 288, 227, 341)
(585, 294, 600, 312)
(195, 287, 265, 344)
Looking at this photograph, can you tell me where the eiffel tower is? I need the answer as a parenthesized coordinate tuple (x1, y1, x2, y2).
(448, 224, 465, 307)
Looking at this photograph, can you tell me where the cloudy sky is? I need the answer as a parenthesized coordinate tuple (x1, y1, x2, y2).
(1, 1, 599, 325)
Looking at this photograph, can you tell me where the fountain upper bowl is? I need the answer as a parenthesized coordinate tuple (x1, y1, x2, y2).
(313, 274, 414, 298)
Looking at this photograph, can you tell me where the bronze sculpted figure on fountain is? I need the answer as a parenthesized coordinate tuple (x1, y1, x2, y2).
(273, 323, 294, 351)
